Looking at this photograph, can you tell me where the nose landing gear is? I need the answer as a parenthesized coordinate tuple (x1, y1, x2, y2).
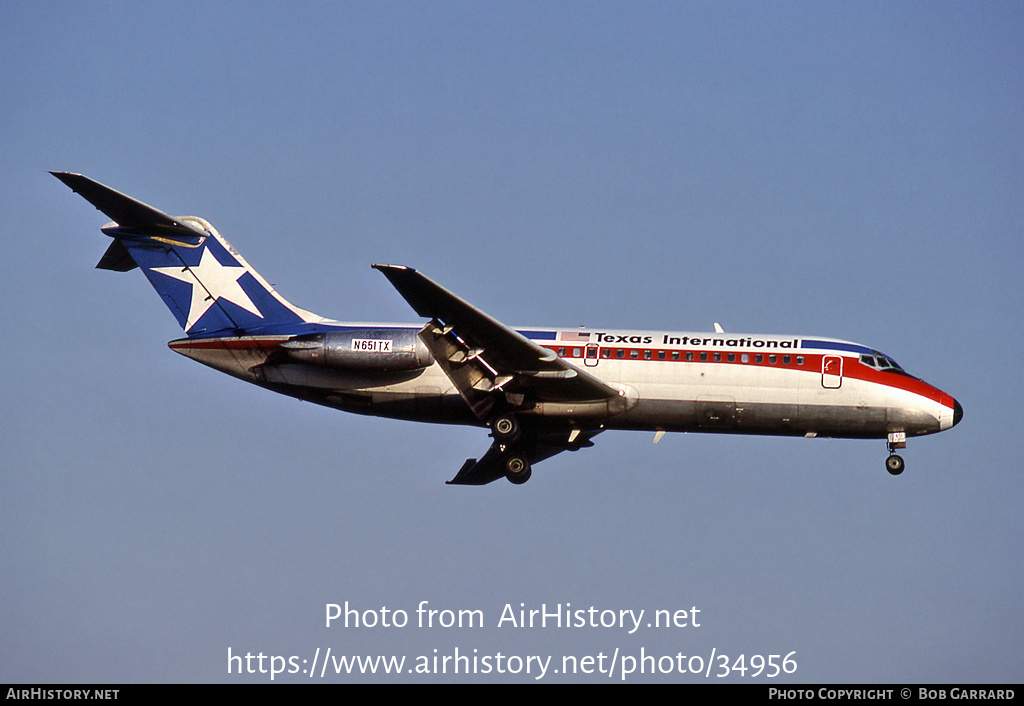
(885, 454, 905, 475)
(886, 431, 906, 475)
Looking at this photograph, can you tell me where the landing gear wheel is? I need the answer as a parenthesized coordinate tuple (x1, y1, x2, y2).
(492, 414, 521, 444)
(885, 454, 905, 476)
(505, 455, 532, 484)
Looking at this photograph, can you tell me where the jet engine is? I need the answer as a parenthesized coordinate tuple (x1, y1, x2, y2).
(280, 329, 432, 371)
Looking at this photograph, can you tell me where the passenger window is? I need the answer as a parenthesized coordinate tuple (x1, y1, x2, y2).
(727, 353, 736, 362)
(699, 352, 708, 362)
(685, 352, 693, 362)
(713, 352, 721, 362)
(601, 348, 611, 359)
(573, 348, 582, 357)
(616, 349, 625, 359)
(754, 354, 762, 363)
(658, 351, 666, 360)
(796, 356, 804, 365)
(742, 353, 749, 363)
(671, 351, 680, 361)
(783, 355, 791, 365)
(769, 355, 777, 364)
(630, 349, 639, 359)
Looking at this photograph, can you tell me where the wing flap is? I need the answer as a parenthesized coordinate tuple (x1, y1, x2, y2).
(418, 320, 497, 422)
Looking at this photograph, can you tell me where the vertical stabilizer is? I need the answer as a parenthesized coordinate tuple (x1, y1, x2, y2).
(53, 172, 324, 335)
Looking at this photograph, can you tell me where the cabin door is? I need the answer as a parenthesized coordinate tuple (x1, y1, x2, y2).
(821, 355, 843, 388)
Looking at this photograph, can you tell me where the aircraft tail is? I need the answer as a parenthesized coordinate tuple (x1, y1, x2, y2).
(53, 172, 324, 335)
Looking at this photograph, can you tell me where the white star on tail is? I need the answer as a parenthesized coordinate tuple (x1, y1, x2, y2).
(152, 247, 263, 331)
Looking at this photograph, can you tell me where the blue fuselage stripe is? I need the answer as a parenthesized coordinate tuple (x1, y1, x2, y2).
(799, 339, 874, 356)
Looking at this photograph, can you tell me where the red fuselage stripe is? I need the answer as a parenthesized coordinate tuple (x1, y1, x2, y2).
(542, 344, 949, 405)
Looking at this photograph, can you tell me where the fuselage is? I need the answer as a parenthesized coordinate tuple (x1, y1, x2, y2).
(169, 324, 961, 441)
(54, 171, 963, 483)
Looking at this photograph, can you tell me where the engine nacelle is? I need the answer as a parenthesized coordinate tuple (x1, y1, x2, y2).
(280, 329, 432, 371)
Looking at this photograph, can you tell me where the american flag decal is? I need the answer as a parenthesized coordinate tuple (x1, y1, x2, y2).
(560, 331, 591, 341)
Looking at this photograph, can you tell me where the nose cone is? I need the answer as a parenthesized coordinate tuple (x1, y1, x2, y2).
(952, 399, 963, 427)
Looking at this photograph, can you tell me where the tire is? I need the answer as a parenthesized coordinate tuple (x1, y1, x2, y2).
(492, 414, 521, 444)
(885, 454, 905, 476)
(505, 455, 532, 484)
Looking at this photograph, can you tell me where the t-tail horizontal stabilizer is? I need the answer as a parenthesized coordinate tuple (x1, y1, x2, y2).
(53, 172, 323, 335)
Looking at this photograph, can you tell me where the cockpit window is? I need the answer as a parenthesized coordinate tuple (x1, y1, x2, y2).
(878, 353, 905, 372)
(860, 351, 908, 375)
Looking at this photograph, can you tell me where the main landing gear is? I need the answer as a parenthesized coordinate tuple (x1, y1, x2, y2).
(885, 431, 906, 476)
(490, 414, 531, 484)
(504, 454, 532, 484)
(491, 414, 521, 444)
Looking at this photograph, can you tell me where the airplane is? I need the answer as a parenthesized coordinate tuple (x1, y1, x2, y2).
(53, 172, 962, 485)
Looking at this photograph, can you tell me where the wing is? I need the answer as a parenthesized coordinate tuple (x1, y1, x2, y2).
(373, 264, 622, 484)
(447, 428, 603, 486)
(373, 264, 621, 417)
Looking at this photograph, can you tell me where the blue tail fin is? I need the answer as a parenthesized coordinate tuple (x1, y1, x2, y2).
(53, 172, 323, 335)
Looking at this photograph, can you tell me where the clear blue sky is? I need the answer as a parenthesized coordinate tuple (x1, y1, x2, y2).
(2, 1, 1021, 683)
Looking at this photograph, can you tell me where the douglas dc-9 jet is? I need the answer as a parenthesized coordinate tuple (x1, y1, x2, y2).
(54, 172, 962, 485)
